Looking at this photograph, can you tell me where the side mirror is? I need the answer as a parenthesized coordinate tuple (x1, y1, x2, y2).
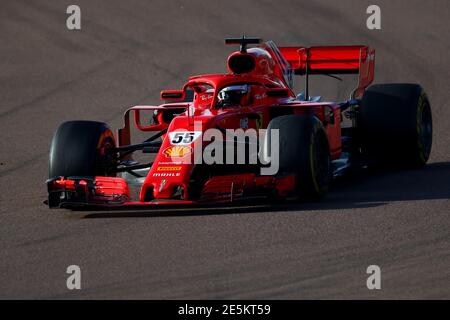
(266, 88, 290, 98)
(160, 90, 185, 101)
(134, 109, 167, 131)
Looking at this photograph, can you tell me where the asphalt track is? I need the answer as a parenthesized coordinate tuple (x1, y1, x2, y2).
(1, 0, 450, 299)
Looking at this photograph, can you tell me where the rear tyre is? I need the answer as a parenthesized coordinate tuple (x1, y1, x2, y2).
(49, 121, 117, 178)
(262, 115, 331, 201)
(360, 83, 432, 167)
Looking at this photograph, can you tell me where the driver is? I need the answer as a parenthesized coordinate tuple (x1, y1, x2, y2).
(216, 84, 251, 108)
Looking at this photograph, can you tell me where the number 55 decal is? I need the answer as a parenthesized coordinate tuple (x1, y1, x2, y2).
(168, 131, 201, 145)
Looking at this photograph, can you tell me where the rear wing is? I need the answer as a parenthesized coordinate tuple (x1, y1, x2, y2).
(278, 45, 375, 98)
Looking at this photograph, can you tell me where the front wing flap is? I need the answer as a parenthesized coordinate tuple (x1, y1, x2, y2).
(46, 174, 296, 209)
(47, 176, 131, 208)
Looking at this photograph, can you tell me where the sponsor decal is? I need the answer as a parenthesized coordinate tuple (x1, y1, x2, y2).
(153, 172, 181, 177)
(169, 131, 202, 145)
(200, 94, 213, 101)
(158, 161, 182, 165)
(163, 146, 192, 158)
(157, 166, 182, 171)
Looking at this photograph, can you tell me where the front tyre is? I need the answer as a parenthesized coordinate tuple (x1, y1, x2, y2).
(49, 121, 117, 178)
(262, 115, 331, 201)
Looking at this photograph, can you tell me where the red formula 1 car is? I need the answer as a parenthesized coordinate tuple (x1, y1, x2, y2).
(46, 37, 432, 209)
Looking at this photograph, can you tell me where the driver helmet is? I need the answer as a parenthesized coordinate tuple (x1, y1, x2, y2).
(217, 84, 251, 108)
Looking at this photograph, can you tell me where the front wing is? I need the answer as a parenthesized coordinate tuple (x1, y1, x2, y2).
(46, 174, 296, 209)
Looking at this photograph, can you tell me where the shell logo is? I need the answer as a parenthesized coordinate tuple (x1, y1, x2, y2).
(163, 146, 192, 158)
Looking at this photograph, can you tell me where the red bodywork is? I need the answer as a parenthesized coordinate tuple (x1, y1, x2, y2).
(48, 40, 375, 208)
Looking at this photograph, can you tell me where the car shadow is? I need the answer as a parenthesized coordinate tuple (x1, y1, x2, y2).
(81, 162, 450, 219)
